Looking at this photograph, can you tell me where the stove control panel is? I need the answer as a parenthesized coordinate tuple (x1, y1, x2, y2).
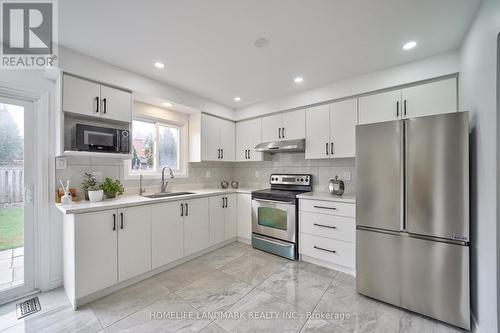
(270, 174, 311, 186)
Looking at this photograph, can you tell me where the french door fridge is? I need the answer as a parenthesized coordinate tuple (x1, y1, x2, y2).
(355, 112, 470, 330)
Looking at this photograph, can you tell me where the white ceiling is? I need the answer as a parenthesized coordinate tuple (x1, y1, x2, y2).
(59, 0, 481, 109)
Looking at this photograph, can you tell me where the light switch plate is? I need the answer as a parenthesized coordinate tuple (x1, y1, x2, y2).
(92, 172, 103, 182)
(55, 157, 66, 170)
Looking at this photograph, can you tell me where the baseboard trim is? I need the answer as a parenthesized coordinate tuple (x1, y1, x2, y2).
(46, 278, 63, 291)
(300, 254, 356, 276)
(237, 237, 251, 245)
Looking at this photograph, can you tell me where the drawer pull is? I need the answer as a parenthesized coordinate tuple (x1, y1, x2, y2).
(313, 205, 337, 210)
(313, 223, 337, 229)
(313, 245, 336, 254)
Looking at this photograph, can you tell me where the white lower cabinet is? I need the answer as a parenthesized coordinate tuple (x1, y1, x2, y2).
(237, 193, 252, 241)
(183, 197, 210, 256)
(209, 194, 237, 246)
(299, 198, 356, 274)
(151, 202, 184, 269)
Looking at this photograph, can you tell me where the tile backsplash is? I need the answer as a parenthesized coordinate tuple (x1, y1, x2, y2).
(55, 153, 355, 199)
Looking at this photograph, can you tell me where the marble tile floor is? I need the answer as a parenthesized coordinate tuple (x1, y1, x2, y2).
(0, 242, 466, 332)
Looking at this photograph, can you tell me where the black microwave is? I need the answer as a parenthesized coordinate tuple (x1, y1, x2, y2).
(72, 124, 129, 153)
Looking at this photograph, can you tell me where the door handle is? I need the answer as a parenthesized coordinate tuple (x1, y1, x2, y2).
(120, 212, 124, 229)
(95, 96, 99, 113)
(331, 142, 334, 155)
(278, 128, 281, 139)
(403, 100, 407, 116)
(396, 101, 399, 117)
(113, 214, 116, 231)
(313, 245, 336, 254)
(181, 203, 184, 216)
(185, 203, 188, 216)
(313, 205, 337, 210)
(222, 197, 225, 208)
(282, 127, 285, 138)
(221, 149, 224, 159)
(244, 150, 247, 159)
(326, 143, 329, 155)
(253, 198, 295, 205)
(218, 149, 221, 159)
(248, 150, 251, 159)
(313, 223, 337, 229)
(102, 98, 107, 114)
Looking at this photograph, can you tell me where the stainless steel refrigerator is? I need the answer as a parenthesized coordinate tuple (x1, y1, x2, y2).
(355, 111, 470, 330)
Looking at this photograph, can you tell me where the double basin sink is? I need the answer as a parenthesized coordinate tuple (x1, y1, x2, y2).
(142, 191, 194, 199)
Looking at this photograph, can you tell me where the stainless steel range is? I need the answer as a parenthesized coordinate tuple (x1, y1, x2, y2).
(251, 174, 312, 260)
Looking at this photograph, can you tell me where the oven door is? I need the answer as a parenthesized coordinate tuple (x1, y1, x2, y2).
(252, 197, 296, 243)
(75, 124, 118, 152)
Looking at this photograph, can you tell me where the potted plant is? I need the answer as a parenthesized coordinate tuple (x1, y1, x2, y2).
(101, 177, 124, 199)
(81, 172, 99, 201)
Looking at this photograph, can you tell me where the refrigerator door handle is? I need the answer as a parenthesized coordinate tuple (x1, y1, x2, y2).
(401, 120, 407, 232)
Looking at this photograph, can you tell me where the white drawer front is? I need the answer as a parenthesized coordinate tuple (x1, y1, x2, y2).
(300, 211, 355, 243)
(300, 199, 355, 217)
(300, 233, 355, 269)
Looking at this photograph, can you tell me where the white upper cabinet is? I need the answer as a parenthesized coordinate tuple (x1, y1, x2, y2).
(305, 99, 357, 159)
(62, 74, 132, 123)
(401, 78, 457, 118)
(63, 75, 101, 118)
(236, 118, 262, 161)
(151, 202, 184, 269)
(330, 99, 357, 158)
(358, 90, 401, 125)
(199, 113, 235, 162)
(261, 109, 305, 142)
(100, 85, 133, 123)
(117, 206, 152, 282)
(305, 104, 330, 159)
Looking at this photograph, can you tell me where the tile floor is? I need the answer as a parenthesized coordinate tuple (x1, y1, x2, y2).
(0, 242, 465, 332)
(0, 247, 24, 292)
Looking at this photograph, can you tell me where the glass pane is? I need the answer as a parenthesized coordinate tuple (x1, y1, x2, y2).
(131, 120, 155, 171)
(158, 125, 179, 169)
(258, 207, 288, 231)
(0, 102, 24, 291)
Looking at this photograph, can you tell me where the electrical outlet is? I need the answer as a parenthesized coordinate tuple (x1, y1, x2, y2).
(206, 170, 211, 178)
(255, 170, 260, 178)
(92, 172, 103, 182)
(55, 157, 66, 170)
(342, 171, 351, 181)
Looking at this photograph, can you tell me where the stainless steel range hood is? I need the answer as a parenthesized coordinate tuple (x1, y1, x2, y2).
(254, 139, 305, 153)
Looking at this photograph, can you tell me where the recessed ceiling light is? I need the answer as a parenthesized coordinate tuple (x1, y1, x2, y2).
(294, 76, 304, 83)
(154, 62, 165, 69)
(402, 41, 417, 50)
(161, 102, 173, 107)
(254, 38, 269, 48)
(234, 97, 241, 102)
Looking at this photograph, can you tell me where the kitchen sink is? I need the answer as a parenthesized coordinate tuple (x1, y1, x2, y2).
(143, 191, 194, 198)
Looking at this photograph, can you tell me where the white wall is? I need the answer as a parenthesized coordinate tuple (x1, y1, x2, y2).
(459, 0, 500, 332)
(235, 51, 460, 120)
(58, 46, 236, 120)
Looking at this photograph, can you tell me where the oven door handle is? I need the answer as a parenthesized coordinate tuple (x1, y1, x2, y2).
(253, 198, 295, 205)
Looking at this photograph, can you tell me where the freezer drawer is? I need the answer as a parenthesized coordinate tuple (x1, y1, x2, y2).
(356, 228, 470, 330)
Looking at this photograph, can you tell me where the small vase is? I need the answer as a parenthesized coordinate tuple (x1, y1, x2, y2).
(88, 190, 104, 202)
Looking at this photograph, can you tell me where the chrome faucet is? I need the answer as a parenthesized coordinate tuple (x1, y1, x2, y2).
(139, 174, 146, 196)
(161, 167, 174, 193)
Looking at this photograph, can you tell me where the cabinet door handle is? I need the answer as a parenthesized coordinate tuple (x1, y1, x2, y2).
(95, 96, 99, 113)
(313, 205, 337, 210)
(403, 100, 407, 116)
(331, 142, 334, 155)
(278, 127, 281, 139)
(185, 203, 188, 216)
(396, 101, 399, 117)
(102, 98, 107, 114)
(326, 143, 329, 155)
(120, 212, 124, 229)
(225, 197, 228, 208)
(221, 149, 223, 159)
(313, 223, 337, 229)
(282, 127, 285, 138)
(181, 203, 184, 216)
(248, 150, 251, 160)
(222, 197, 225, 208)
(313, 245, 336, 254)
(113, 213, 116, 231)
(217, 149, 220, 159)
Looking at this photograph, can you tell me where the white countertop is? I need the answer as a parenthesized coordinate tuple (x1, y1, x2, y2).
(56, 187, 256, 215)
(297, 192, 356, 204)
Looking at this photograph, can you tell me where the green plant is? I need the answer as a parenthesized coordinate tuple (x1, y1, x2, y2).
(81, 172, 99, 192)
(100, 177, 124, 198)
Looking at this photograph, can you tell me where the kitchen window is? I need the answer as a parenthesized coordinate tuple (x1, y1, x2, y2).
(126, 118, 187, 178)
